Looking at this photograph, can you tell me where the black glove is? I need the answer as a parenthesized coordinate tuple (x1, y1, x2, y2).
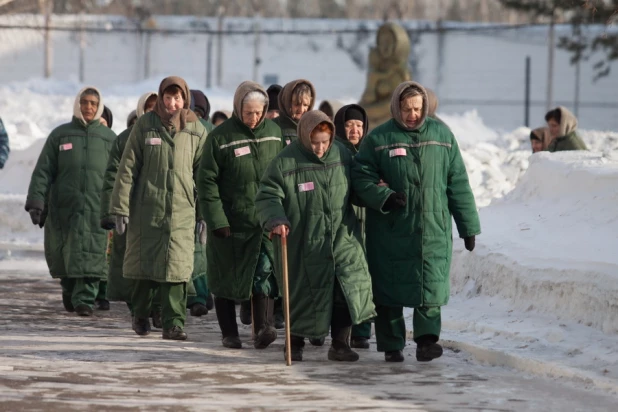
(28, 208, 42, 226)
(383, 192, 407, 211)
(464, 236, 475, 252)
(100, 216, 116, 230)
(212, 227, 231, 239)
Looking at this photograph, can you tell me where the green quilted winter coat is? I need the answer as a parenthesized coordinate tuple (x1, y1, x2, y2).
(352, 81, 481, 308)
(110, 108, 207, 283)
(26, 86, 116, 279)
(197, 81, 284, 300)
(256, 110, 376, 339)
(272, 79, 316, 145)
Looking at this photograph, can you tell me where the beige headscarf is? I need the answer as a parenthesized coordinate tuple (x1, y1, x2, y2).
(390, 81, 429, 131)
(232, 81, 269, 129)
(297, 110, 335, 155)
(136, 91, 157, 118)
(154, 76, 198, 132)
(555, 106, 578, 137)
(530, 126, 552, 150)
(73, 86, 105, 125)
(426, 88, 439, 118)
(278, 79, 317, 120)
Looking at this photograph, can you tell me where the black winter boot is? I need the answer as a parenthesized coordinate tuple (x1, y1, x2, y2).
(75, 304, 93, 317)
(132, 316, 151, 336)
(62, 294, 74, 312)
(415, 335, 443, 362)
(350, 336, 370, 349)
(163, 326, 188, 340)
(328, 325, 359, 362)
(309, 337, 326, 346)
(385, 350, 405, 362)
(252, 294, 277, 349)
(95, 299, 110, 311)
(240, 299, 252, 325)
(284, 335, 305, 362)
(190, 302, 209, 317)
(150, 310, 162, 329)
(215, 297, 242, 349)
(206, 293, 214, 311)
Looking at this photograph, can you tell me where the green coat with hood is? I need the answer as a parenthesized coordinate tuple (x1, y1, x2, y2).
(272, 79, 316, 145)
(197, 81, 284, 300)
(110, 78, 207, 283)
(352, 81, 481, 308)
(26, 86, 116, 279)
(256, 110, 376, 339)
(334, 104, 369, 241)
(547, 106, 588, 152)
(100, 91, 156, 300)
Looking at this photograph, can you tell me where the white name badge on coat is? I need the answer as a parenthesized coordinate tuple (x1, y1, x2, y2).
(234, 146, 251, 157)
(145, 137, 162, 146)
(59, 143, 73, 151)
(389, 148, 407, 157)
(298, 182, 315, 192)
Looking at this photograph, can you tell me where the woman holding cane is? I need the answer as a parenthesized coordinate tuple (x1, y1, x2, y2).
(256, 110, 376, 362)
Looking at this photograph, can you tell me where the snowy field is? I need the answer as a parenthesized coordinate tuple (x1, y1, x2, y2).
(0, 78, 617, 400)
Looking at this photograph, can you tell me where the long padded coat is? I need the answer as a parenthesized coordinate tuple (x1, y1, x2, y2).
(352, 81, 481, 308)
(256, 110, 376, 339)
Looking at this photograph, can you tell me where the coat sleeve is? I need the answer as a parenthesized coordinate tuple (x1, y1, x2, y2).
(100, 135, 123, 220)
(351, 134, 394, 213)
(193, 127, 208, 222)
(110, 124, 143, 217)
(25, 133, 58, 211)
(446, 133, 481, 238)
(197, 133, 230, 230)
(255, 157, 290, 231)
(0, 117, 9, 169)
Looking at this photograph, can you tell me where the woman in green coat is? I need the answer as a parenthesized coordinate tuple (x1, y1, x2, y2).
(110, 77, 207, 340)
(352, 81, 480, 363)
(26, 86, 116, 317)
(545, 106, 588, 152)
(256, 110, 376, 362)
(273, 79, 316, 145)
(100, 91, 161, 326)
(197, 81, 284, 350)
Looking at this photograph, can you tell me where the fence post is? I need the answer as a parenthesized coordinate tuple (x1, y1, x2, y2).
(206, 35, 212, 89)
(524, 56, 530, 127)
(43, 0, 52, 78)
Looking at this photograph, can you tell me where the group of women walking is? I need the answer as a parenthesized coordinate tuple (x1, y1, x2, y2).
(26, 74, 482, 363)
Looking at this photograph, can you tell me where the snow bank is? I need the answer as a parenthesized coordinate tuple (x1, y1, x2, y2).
(451, 152, 618, 334)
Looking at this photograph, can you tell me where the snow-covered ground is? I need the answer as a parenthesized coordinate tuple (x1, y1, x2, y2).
(1, 79, 617, 396)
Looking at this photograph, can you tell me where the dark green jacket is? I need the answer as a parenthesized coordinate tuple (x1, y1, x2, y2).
(26, 117, 116, 279)
(256, 111, 375, 339)
(100, 127, 132, 300)
(352, 117, 480, 308)
(273, 115, 298, 146)
(197, 115, 284, 300)
(110, 112, 207, 282)
(548, 131, 588, 152)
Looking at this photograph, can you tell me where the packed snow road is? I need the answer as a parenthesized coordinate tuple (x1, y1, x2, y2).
(0, 250, 616, 411)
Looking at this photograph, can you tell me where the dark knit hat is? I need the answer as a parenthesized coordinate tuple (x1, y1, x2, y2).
(267, 84, 282, 111)
(344, 107, 364, 123)
(190, 89, 210, 120)
(101, 105, 113, 128)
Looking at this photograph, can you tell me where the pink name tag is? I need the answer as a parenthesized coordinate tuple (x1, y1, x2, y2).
(59, 143, 73, 151)
(234, 146, 251, 157)
(146, 137, 162, 146)
(389, 148, 406, 157)
(298, 182, 315, 192)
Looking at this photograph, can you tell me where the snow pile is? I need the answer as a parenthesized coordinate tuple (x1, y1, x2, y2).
(451, 151, 618, 334)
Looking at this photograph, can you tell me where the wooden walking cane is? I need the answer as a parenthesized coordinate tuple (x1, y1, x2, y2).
(281, 233, 292, 366)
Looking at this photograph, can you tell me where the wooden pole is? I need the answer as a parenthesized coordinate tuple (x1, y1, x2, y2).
(281, 234, 292, 366)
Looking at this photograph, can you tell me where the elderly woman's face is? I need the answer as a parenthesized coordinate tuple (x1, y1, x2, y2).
(399, 95, 423, 129)
(242, 100, 264, 129)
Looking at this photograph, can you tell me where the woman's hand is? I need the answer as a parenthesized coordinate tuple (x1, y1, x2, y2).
(270, 224, 290, 239)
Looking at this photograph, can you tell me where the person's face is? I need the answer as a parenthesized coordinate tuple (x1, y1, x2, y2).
(144, 95, 157, 113)
(400, 95, 423, 129)
(242, 100, 264, 129)
(547, 118, 560, 138)
(531, 139, 543, 153)
(291, 95, 311, 121)
(80, 94, 99, 123)
(310, 130, 331, 158)
(344, 119, 364, 145)
(266, 109, 280, 120)
(163, 91, 184, 115)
